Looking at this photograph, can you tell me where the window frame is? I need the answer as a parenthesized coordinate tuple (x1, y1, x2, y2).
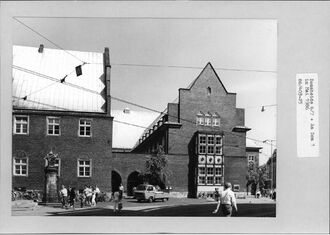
(13, 115, 29, 135)
(47, 116, 61, 136)
(248, 155, 255, 161)
(77, 159, 92, 177)
(13, 157, 28, 176)
(78, 119, 92, 137)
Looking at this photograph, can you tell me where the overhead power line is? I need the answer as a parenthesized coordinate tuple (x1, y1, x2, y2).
(13, 17, 276, 74)
(109, 63, 277, 74)
(13, 64, 274, 146)
(13, 17, 86, 64)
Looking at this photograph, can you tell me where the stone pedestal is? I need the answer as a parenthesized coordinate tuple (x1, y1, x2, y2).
(43, 167, 58, 203)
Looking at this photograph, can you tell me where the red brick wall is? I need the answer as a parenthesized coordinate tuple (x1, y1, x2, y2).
(113, 153, 189, 192)
(12, 110, 113, 192)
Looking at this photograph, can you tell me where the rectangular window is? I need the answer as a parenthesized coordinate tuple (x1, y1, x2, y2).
(207, 145, 214, 154)
(207, 135, 214, 145)
(199, 135, 206, 144)
(207, 176, 214, 185)
(13, 158, 28, 176)
(14, 115, 29, 134)
(205, 117, 211, 126)
(47, 117, 60, 135)
(215, 136, 222, 145)
(248, 155, 255, 161)
(198, 166, 206, 175)
(212, 117, 220, 126)
(199, 145, 206, 154)
(196, 116, 204, 125)
(207, 167, 214, 175)
(215, 176, 222, 184)
(198, 176, 206, 184)
(79, 119, 91, 137)
(215, 146, 222, 155)
(77, 159, 91, 177)
(215, 167, 222, 176)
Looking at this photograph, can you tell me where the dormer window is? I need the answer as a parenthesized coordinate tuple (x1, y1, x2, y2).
(205, 113, 212, 126)
(212, 112, 220, 126)
(196, 112, 205, 125)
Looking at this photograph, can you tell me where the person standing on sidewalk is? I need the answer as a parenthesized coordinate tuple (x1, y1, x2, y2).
(60, 185, 68, 209)
(212, 182, 238, 217)
(68, 187, 76, 210)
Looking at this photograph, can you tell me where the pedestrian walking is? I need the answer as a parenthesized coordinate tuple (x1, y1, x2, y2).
(60, 185, 68, 209)
(91, 186, 97, 207)
(119, 183, 124, 200)
(68, 186, 76, 210)
(212, 182, 238, 217)
(112, 191, 122, 213)
(94, 185, 100, 203)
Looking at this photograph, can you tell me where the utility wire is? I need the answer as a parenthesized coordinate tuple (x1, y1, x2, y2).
(13, 65, 274, 146)
(88, 62, 277, 74)
(13, 17, 276, 74)
(13, 17, 86, 64)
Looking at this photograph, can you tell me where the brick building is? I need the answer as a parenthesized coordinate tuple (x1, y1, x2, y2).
(12, 46, 253, 198)
(122, 62, 251, 197)
(12, 45, 113, 193)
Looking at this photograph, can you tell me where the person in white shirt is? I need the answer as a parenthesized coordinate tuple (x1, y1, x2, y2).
(60, 185, 68, 209)
(212, 182, 238, 216)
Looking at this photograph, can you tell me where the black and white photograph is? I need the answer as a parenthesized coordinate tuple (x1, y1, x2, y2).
(10, 15, 277, 217)
(0, 1, 329, 234)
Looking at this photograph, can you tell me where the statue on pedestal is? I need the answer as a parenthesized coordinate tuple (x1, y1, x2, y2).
(43, 150, 59, 204)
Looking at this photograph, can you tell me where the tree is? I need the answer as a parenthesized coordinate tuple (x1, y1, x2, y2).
(246, 163, 268, 195)
(141, 146, 172, 189)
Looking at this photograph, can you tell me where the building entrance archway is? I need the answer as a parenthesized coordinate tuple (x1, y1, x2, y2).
(127, 171, 144, 196)
(111, 170, 122, 192)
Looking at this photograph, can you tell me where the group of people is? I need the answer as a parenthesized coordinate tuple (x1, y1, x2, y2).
(59, 184, 101, 209)
(80, 185, 101, 207)
(59, 185, 77, 209)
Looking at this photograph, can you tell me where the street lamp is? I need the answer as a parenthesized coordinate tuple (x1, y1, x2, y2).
(263, 139, 276, 191)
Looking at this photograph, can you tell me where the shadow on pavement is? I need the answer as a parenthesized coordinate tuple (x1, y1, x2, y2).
(47, 203, 275, 217)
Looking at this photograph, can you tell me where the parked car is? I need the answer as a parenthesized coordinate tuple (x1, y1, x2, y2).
(134, 184, 169, 202)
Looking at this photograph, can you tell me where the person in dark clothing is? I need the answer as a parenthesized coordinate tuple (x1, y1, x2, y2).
(68, 187, 76, 210)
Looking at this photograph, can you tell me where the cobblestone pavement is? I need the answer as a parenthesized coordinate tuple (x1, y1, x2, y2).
(12, 195, 275, 216)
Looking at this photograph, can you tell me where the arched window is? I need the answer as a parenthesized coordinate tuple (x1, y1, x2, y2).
(207, 87, 211, 96)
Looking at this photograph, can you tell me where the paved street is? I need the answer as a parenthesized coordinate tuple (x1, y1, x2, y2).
(12, 196, 275, 217)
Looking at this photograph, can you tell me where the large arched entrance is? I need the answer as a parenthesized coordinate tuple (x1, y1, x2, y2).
(111, 170, 122, 192)
(127, 171, 144, 196)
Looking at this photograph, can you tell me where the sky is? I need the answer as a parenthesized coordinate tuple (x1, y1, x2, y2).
(12, 17, 277, 165)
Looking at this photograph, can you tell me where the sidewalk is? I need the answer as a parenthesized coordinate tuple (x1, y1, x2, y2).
(12, 196, 275, 216)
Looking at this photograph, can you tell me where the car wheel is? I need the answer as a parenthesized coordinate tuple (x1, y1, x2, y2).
(166, 198, 169, 201)
(148, 197, 153, 203)
(137, 199, 141, 202)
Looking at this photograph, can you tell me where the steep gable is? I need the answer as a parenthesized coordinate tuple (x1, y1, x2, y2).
(184, 62, 235, 95)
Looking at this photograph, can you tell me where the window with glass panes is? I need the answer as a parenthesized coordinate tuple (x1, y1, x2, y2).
(196, 115, 204, 125)
(13, 158, 28, 176)
(205, 116, 211, 126)
(14, 116, 29, 134)
(78, 159, 91, 177)
(199, 135, 206, 154)
(212, 116, 220, 126)
(197, 133, 224, 186)
(47, 117, 60, 135)
(79, 119, 91, 137)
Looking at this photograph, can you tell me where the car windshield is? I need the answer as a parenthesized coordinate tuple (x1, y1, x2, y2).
(136, 185, 147, 190)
